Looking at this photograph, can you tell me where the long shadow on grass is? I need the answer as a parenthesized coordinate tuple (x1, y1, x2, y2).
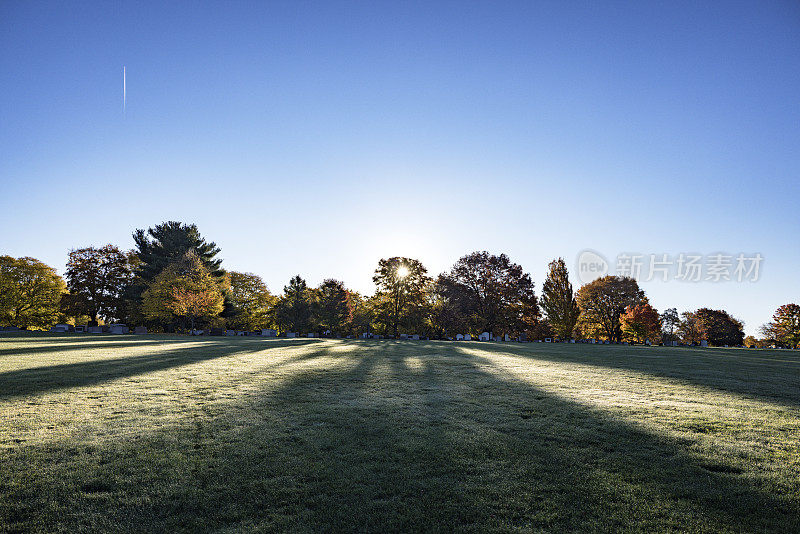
(4, 341, 797, 532)
(0, 339, 184, 358)
(468, 342, 800, 410)
(0, 338, 323, 400)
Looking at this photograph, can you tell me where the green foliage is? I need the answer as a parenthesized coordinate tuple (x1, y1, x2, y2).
(437, 251, 539, 337)
(659, 307, 680, 343)
(130, 221, 226, 328)
(64, 244, 135, 325)
(372, 257, 431, 336)
(314, 279, 352, 335)
(695, 308, 744, 346)
(540, 258, 580, 340)
(141, 251, 224, 331)
(273, 275, 313, 333)
(0, 256, 65, 329)
(133, 221, 223, 281)
(227, 271, 275, 331)
(576, 276, 646, 342)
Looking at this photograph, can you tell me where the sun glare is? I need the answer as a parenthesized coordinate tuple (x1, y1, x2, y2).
(396, 265, 409, 278)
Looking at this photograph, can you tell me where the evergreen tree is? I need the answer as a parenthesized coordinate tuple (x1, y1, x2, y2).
(540, 258, 580, 340)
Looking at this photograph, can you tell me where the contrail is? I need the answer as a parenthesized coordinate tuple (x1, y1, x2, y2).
(123, 66, 126, 114)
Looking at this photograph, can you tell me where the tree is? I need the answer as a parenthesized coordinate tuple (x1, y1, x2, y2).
(540, 258, 580, 340)
(0, 256, 66, 329)
(576, 276, 646, 342)
(130, 221, 226, 326)
(764, 304, 800, 348)
(677, 311, 705, 345)
(314, 279, 352, 335)
(273, 275, 312, 334)
(694, 308, 744, 346)
(659, 307, 680, 344)
(372, 257, 431, 336)
(347, 292, 375, 337)
(133, 221, 223, 281)
(64, 245, 135, 326)
(436, 251, 539, 337)
(621, 303, 661, 344)
(227, 271, 275, 331)
(141, 251, 224, 331)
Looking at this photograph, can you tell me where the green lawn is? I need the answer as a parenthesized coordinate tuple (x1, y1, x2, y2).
(1, 334, 799, 533)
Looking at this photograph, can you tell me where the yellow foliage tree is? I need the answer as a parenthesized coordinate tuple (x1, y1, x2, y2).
(141, 251, 223, 331)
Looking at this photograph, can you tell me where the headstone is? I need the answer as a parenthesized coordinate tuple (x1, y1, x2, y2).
(518, 333, 527, 342)
(493, 335, 501, 342)
(569, 339, 576, 343)
(51, 324, 71, 333)
(191, 329, 204, 336)
(75, 325, 86, 333)
(307, 333, 316, 338)
(109, 324, 128, 334)
(504, 334, 511, 342)
(412, 334, 420, 340)
(261, 329, 277, 337)
(464, 334, 471, 341)
(589, 339, 596, 344)
(670, 341, 678, 346)
(701, 340, 708, 347)
(645, 340, 651, 346)
(456, 334, 464, 341)
(134, 326, 148, 334)
(87, 326, 103, 334)
(544, 337, 552, 343)
(225, 330, 236, 336)
(286, 332, 296, 338)
(400, 333, 408, 340)
(479, 332, 491, 341)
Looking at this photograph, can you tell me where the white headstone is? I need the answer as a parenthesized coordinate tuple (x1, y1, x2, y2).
(464, 334, 471, 341)
(456, 334, 464, 341)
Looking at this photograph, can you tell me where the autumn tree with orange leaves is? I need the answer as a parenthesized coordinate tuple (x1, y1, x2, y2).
(621, 303, 661, 344)
(141, 251, 224, 331)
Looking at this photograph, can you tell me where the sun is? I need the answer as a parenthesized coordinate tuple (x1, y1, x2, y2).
(396, 266, 409, 278)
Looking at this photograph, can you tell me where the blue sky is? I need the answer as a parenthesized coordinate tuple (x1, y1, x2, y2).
(1, 1, 798, 335)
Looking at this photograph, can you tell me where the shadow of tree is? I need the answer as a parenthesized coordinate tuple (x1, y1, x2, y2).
(2, 341, 798, 532)
(0, 339, 183, 358)
(0, 338, 323, 400)
(463, 341, 800, 410)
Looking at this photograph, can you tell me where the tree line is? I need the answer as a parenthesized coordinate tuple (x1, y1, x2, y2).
(1, 221, 798, 348)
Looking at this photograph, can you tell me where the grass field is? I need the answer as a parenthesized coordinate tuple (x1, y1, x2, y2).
(1, 334, 799, 533)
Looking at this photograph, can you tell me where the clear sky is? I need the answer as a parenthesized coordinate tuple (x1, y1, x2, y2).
(1, 1, 798, 336)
